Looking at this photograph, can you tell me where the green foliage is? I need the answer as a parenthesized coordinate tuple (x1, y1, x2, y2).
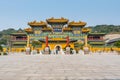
(32, 41, 42, 48)
(0, 45, 3, 52)
(0, 52, 8, 55)
(0, 38, 7, 45)
(3, 52, 8, 55)
(114, 40, 120, 48)
(74, 42, 84, 48)
(0, 28, 16, 36)
(0, 28, 17, 45)
(90, 25, 120, 34)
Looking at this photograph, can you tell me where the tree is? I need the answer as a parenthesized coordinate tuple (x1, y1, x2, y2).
(32, 41, 42, 49)
(0, 38, 7, 45)
(90, 25, 120, 34)
(114, 40, 120, 48)
(0, 28, 17, 45)
(0, 28, 16, 36)
(0, 45, 3, 52)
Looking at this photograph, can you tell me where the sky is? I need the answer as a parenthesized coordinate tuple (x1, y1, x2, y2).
(0, 0, 120, 30)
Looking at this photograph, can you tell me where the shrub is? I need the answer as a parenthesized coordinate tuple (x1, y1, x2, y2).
(3, 52, 8, 55)
(114, 40, 120, 48)
(0, 45, 3, 52)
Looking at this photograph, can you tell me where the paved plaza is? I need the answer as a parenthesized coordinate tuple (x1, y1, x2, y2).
(0, 54, 120, 80)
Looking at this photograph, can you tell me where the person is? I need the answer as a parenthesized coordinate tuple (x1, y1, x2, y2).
(83, 47, 89, 54)
(66, 46, 70, 54)
(56, 48, 58, 54)
(26, 47, 30, 55)
(56, 46, 60, 54)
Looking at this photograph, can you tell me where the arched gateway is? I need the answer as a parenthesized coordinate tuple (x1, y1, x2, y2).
(54, 45, 62, 54)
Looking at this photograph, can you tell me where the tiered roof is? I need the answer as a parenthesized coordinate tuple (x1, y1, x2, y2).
(89, 42, 105, 44)
(26, 17, 87, 33)
(10, 29, 26, 35)
(46, 17, 68, 24)
(24, 28, 33, 33)
(68, 21, 86, 27)
(82, 28, 91, 33)
(28, 21, 47, 27)
(88, 33, 106, 36)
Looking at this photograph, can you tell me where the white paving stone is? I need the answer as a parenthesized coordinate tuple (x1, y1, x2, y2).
(0, 54, 120, 80)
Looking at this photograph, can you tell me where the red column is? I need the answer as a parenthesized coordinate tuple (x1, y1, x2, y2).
(66, 36, 69, 47)
(46, 36, 48, 47)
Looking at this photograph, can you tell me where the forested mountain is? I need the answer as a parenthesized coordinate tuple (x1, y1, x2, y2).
(0, 28, 17, 38)
(90, 25, 120, 34)
(0, 28, 17, 45)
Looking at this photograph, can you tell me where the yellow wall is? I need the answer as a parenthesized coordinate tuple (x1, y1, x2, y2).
(90, 47, 120, 52)
(10, 48, 26, 53)
(3, 48, 7, 52)
(41, 42, 74, 50)
(3, 46, 120, 53)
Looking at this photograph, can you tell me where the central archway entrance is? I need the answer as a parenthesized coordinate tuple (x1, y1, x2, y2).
(54, 45, 62, 54)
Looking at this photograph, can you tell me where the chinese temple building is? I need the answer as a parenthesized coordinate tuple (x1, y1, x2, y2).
(9, 17, 91, 53)
(9, 29, 27, 52)
(9, 17, 120, 53)
(88, 33, 106, 46)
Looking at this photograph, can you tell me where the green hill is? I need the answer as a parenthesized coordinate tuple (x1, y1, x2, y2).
(0, 28, 17, 37)
(90, 25, 120, 34)
(0, 28, 17, 45)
